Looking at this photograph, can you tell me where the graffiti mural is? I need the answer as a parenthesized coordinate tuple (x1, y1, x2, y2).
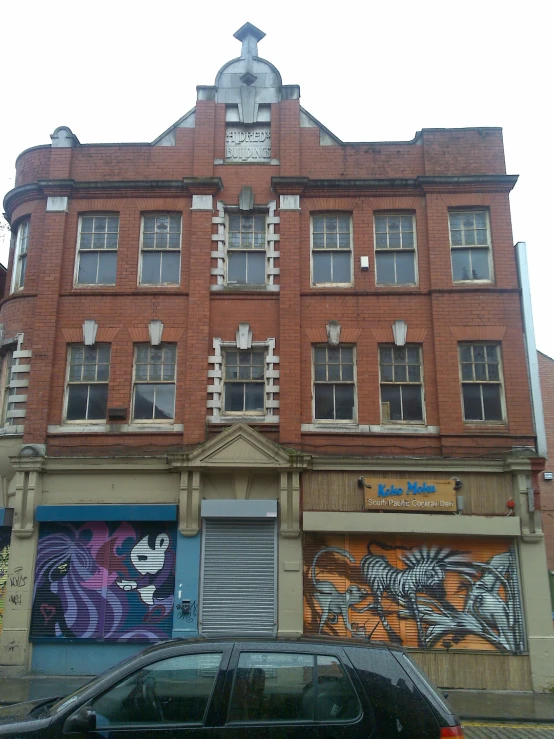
(304, 535, 525, 653)
(0, 527, 10, 635)
(30, 522, 175, 642)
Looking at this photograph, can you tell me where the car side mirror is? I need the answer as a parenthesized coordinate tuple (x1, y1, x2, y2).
(63, 705, 96, 734)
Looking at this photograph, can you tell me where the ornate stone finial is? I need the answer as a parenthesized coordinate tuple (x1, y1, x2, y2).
(50, 126, 80, 148)
(233, 22, 266, 59)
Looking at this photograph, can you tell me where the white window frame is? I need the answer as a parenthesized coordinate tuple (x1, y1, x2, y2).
(458, 342, 506, 423)
(310, 213, 353, 288)
(207, 338, 279, 423)
(131, 344, 177, 423)
(10, 218, 30, 293)
(74, 213, 119, 286)
(378, 345, 426, 424)
(138, 213, 182, 286)
(211, 201, 280, 292)
(0, 350, 15, 426)
(221, 348, 267, 417)
(312, 345, 357, 424)
(64, 344, 111, 423)
(374, 213, 418, 286)
(449, 209, 493, 284)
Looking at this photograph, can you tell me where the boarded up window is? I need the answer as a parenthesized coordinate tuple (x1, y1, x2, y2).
(30, 521, 176, 642)
(304, 534, 525, 654)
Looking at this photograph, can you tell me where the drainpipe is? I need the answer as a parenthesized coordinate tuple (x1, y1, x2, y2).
(515, 241, 547, 458)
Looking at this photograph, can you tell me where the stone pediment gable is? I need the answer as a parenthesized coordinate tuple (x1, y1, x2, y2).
(180, 423, 304, 469)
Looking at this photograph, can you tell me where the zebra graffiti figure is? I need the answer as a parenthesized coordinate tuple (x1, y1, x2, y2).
(358, 542, 475, 647)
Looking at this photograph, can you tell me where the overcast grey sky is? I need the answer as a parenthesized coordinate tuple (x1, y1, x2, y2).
(1, 0, 552, 356)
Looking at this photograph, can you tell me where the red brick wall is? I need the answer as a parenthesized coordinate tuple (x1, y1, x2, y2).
(0, 97, 535, 466)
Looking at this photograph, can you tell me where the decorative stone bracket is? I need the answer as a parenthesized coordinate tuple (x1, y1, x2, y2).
(7, 454, 45, 538)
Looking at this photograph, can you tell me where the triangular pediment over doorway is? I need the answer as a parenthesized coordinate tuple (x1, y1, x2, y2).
(169, 423, 310, 470)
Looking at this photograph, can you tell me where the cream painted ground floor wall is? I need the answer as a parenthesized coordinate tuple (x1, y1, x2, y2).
(0, 424, 553, 691)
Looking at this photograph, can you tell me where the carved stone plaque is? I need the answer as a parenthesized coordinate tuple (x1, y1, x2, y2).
(226, 126, 271, 162)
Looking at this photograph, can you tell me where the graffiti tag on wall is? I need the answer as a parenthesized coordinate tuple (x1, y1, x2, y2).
(304, 535, 525, 654)
(0, 528, 10, 635)
(30, 522, 176, 642)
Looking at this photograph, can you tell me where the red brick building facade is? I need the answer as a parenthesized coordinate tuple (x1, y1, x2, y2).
(0, 23, 552, 689)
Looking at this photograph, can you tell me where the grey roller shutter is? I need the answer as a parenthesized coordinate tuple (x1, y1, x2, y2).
(200, 518, 276, 637)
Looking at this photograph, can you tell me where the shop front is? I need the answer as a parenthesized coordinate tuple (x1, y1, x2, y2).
(301, 464, 553, 691)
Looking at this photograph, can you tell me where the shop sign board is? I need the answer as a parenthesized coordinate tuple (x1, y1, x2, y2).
(363, 477, 457, 513)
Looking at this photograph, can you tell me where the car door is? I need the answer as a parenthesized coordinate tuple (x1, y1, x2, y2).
(211, 644, 372, 739)
(56, 645, 231, 739)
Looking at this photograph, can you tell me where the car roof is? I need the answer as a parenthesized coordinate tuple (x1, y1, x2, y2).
(136, 635, 406, 657)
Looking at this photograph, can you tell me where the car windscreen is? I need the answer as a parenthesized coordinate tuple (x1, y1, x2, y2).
(46, 651, 152, 717)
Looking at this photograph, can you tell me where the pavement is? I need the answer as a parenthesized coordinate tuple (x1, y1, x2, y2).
(1, 675, 554, 735)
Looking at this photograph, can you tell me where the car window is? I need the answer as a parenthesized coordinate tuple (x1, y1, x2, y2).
(344, 647, 439, 738)
(313, 655, 360, 721)
(91, 652, 222, 727)
(227, 652, 360, 724)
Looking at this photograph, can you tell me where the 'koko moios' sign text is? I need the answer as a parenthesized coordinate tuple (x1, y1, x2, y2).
(363, 478, 458, 513)
(226, 126, 271, 162)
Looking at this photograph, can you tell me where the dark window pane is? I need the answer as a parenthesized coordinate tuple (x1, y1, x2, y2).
(401, 385, 423, 421)
(312, 215, 324, 232)
(153, 384, 175, 420)
(341, 364, 354, 381)
(473, 346, 486, 362)
(380, 347, 392, 363)
(375, 232, 388, 248)
(459, 345, 472, 362)
(327, 363, 340, 381)
(66, 385, 89, 420)
(245, 383, 264, 412)
(470, 248, 490, 280)
(474, 363, 487, 381)
(462, 384, 483, 420)
(97, 252, 117, 284)
(482, 384, 503, 420)
(315, 384, 334, 419)
(332, 252, 351, 283)
(80, 232, 93, 249)
(488, 364, 500, 381)
(314, 363, 326, 381)
(407, 365, 420, 382)
(474, 212, 487, 229)
(315, 655, 360, 721)
(238, 365, 251, 380)
(395, 251, 416, 284)
(450, 229, 463, 247)
(388, 231, 401, 248)
(452, 249, 472, 281)
(225, 383, 245, 412)
(340, 347, 353, 363)
(401, 231, 414, 248)
(228, 252, 246, 283)
(381, 363, 393, 382)
(449, 213, 462, 230)
(141, 252, 161, 284)
(376, 253, 395, 284)
(81, 217, 94, 233)
(394, 364, 407, 382)
(374, 216, 387, 232)
(247, 253, 266, 284)
(134, 384, 155, 419)
(77, 252, 98, 284)
(87, 385, 108, 420)
(161, 252, 180, 284)
(313, 347, 327, 363)
(335, 384, 354, 420)
(313, 253, 332, 283)
(381, 385, 402, 421)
